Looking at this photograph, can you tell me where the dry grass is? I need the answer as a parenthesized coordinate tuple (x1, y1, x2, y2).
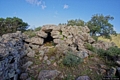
(98, 34, 120, 48)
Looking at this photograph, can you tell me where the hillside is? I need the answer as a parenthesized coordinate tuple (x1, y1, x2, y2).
(0, 25, 120, 80)
(98, 34, 120, 48)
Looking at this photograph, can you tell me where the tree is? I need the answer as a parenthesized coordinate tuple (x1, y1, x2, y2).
(67, 19, 85, 26)
(87, 14, 116, 39)
(0, 17, 29, 36)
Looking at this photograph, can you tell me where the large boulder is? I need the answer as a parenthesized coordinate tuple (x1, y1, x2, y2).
(51, 31, 61, 38)
(54, 39, 63, 44)
(25, 37, 44, 45)
(37, 70, 60, 80)
(37, 31, 48, 38)
(76, 76, 91, 80)
(41, 24, 57, 32)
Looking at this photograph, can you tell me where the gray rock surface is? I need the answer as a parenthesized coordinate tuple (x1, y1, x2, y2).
(37, 31, 48, 38)
(0, 31, 25, 80)
(22, 61, 33, 69)
(20, 73, 28, 80)
(116, 61, 120, 66)
(37, 70, 60, 80)
(25, 37, 44, 45)
(27, 50, 35, 57)
(76, 76, 91, 80)
(76, 51, 89, 59)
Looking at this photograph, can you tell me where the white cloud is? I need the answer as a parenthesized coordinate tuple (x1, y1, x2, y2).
(41, 2, 46, 9)
(26, 0, 41, 6)
(26, 0, 46, 9)
(41, 5, 46, 9)
(63, 4, 69, 9)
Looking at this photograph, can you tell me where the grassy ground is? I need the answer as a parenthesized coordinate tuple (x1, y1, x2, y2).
(98, 34, 120, 48)
(22, 53, 108, 80)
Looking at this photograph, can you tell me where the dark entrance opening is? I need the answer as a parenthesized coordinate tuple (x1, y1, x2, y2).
(44, 32, 53, 43)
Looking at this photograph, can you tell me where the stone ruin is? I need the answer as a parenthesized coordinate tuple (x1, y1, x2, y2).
(0, 25, 116, 80)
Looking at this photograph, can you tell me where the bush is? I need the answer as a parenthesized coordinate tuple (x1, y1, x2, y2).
(62, 52, 81, 67)
(92, 36, 98, 41)
(97, 47, 120, 57)
(97, 49, 107, 56)
(106, 46, 120, 56)
(24, 30, 36, 38)
(34, 26, 41, 31)
(84, 43, 96, 52)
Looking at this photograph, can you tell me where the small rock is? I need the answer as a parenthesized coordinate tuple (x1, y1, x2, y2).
(46, 60, 51, 65)
(99, 69, 106, 74)
(22, 61, 33, 69)
(20, 73, 28, 80)
(31, 65, 39, 69)
(27, 50, 35, 57)
(26, 77, 31, 80)
(76, 76, 91, 80)
(43, 56, 48, 61)
(116, 61, 120, 66)
(53, 62, 57, 66)
(39, 50, 44, 56)
(29, 44, 39, 49)
(76, 51, 88, 59)
(37, 70, 60, 80)
(39, 57, 42, 60)
(49, 56, 55, 62)
(111, 67, 116, 76)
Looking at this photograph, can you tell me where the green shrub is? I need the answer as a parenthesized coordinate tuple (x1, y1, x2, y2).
(106, 46, 120, 56)
(34, 26, 41, 31)
(97, 49, 107, 56)
(84, 43, 96, 52)
(62, 52, 81, 67)
(97, 47, 120, 57)
(92, 36, 98, 41)
(24, 30, 36, 38)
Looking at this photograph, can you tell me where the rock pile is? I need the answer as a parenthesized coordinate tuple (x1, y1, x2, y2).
(0, 31, 26, 80)
(25, 25, 95, 58)
(25, 25, 115, 58)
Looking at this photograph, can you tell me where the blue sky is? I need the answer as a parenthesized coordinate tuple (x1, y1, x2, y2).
(0, 0, 120, 33)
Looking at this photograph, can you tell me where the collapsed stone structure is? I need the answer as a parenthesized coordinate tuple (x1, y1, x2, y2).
(25, 25, 115, 56)
(0, 25, 116, 80)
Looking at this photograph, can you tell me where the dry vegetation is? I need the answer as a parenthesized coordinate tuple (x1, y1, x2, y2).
(98, 34, 120, 48)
